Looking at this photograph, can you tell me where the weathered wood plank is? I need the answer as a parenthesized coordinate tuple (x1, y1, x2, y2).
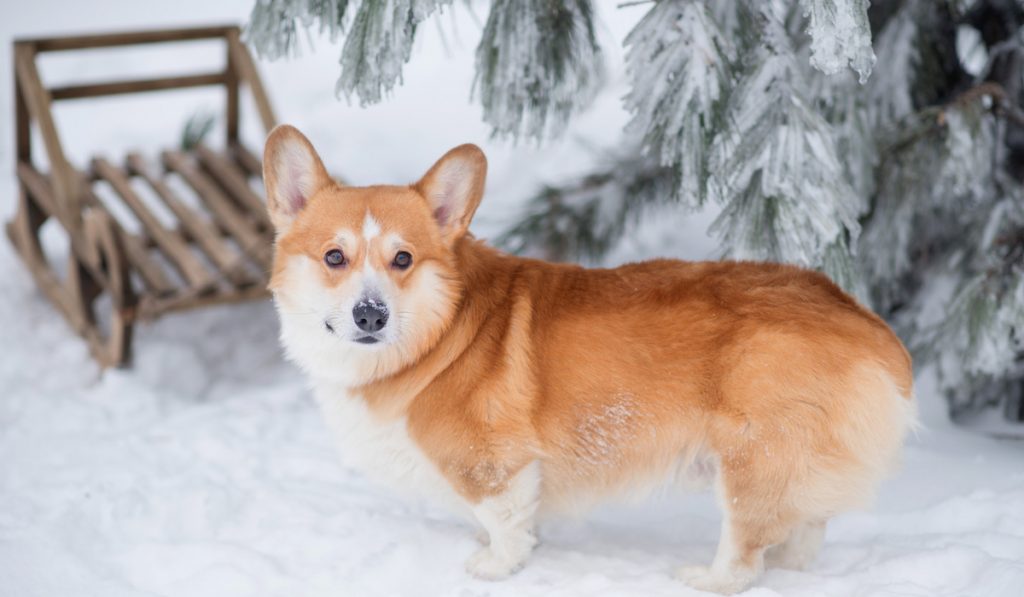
(20, 25, 236, 52)
(5, 215, 86, 331)
(15, 56, 30, 162)
(142, 281, 269, 319)
(16, 163, 62, 220)
(230, 141, 264, 179)
(17, 163, 109, 288)
(162, 150, 273, 270)
(5, 205, 135, 367)
(50, 72, 226, 101)
(126, 153, 255, 287)
(14, 44, 79, 226)
(92, 157, 217, 292)
(227, 32, 276, 133)
(83, 208, 136, 366)
(80, 185, 178, 297)
(225, 33, 240, 144)
(194, 144, 271, 228)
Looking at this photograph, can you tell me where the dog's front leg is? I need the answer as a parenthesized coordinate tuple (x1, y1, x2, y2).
(465, 461, 541, 580)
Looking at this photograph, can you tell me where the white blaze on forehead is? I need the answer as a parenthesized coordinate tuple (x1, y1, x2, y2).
(363, 211, 382, 240)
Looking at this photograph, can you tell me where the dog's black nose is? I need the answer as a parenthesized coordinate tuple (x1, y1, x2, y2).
(353, 300, 389, 333)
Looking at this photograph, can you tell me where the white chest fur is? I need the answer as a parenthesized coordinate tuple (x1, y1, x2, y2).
(311, 382, 468, 515)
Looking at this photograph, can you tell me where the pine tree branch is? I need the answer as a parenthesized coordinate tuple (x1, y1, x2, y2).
(883, 81, 1024, 155)
(953, 81, 1024, 129)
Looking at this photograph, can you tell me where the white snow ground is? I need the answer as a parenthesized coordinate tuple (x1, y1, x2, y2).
(1, 1, 1023, 596)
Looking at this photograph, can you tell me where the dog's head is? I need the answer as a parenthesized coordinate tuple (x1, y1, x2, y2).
(263, 125, 486, 385)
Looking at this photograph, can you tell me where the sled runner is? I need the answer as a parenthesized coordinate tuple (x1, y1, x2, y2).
(8, 25, 277, 367)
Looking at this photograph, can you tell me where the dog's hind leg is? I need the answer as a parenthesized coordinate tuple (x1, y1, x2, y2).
(465, 461, 541, 580)
(677, 503, 795, 595)
(677, 449, 801, 594)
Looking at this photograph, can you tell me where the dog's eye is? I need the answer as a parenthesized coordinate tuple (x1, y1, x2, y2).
(392, 251, 413, 270)
(324, 249, 346, 267)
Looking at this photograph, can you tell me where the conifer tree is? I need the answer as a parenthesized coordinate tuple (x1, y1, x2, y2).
(247, 0, 1024, 428)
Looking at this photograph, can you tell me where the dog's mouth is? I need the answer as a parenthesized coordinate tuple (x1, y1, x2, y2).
(324, 322, 380, 345)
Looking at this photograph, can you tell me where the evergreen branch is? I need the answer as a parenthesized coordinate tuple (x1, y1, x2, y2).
(473, 0, 603, 140)
(798, 0, 876, 81)
(623, 0, 733, 205)
(954, 81, 1024, 129)
(881, 81, 1024, 155)
(497, 150, 674, 261)
(246, 0, 352, 59)
(336, 0, 453, 105)
(708, 5, 863, 284)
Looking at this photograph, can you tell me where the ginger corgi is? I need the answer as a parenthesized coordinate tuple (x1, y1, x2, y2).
(263, 125, 916, 594)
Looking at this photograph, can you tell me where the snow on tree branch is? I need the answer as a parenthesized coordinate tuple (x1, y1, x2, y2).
(922, 242, 1024, 417)
(247, 0, 451, 106)
(497, 148, 674, 260)
(623, 0, 733, 205)
(247, 0, 351, 59)
(862, 101, 997, 298)
(336, 0, 451, 104)
(474, 0, 603, 140)
(708, 8, 861, 285)
(867, 0, 920, 128)
(798, 0, 875, 82)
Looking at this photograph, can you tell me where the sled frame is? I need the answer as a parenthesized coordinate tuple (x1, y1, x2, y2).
(8, 25, 278, 367)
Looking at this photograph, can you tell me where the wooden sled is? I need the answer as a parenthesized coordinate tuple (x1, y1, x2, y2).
(8, 26, 278, 367)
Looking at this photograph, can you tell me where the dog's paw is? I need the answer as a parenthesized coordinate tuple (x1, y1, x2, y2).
(676, 565, 751, 595)
(465, 547, 526, 580)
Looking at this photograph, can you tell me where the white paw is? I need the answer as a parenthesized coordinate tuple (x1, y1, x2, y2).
(465, 546, 526, 580)
(676, 565, 752, 595)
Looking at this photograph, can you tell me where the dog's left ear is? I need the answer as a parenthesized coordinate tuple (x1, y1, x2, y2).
(414, 144, 487, 243)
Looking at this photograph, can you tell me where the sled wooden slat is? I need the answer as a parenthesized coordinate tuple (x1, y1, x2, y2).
(6, 217, 86, 329)
(14, 44, 79, 227)
(50, 72, 228, 101)
(16, 163, 111, 287)
(91, 157, 218, 292)
(16, 164, 63, 229)
(162, 150, 273, 269)
(230, 141, 263, 178)
(80, 186, 178, 297)
(227, 30, 276, 133)
(125, 153, 254, 288)
(23, 25, 237, 52)
(194, 144, 272, 229)
(5, 25, 297, 368)
(141, 279, 270, 318)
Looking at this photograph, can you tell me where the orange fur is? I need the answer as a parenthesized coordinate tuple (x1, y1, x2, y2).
(264, 125, 915, 593)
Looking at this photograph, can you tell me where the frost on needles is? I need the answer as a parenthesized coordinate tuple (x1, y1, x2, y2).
(247, 0, 453, 105)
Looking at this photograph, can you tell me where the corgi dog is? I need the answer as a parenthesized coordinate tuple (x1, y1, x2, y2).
(263, 125, 916, 594)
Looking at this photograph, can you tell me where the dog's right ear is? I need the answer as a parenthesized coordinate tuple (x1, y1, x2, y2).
(263, 125, 334, 233)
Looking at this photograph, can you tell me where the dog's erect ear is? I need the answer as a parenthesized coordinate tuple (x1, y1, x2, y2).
(414, 144, 487, 243)
(263, 125, 334, 232)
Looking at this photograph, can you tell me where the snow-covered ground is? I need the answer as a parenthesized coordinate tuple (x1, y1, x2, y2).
(1, 2, 1023, 596)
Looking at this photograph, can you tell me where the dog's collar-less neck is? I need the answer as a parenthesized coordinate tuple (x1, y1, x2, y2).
(351, 238, 518, 416)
